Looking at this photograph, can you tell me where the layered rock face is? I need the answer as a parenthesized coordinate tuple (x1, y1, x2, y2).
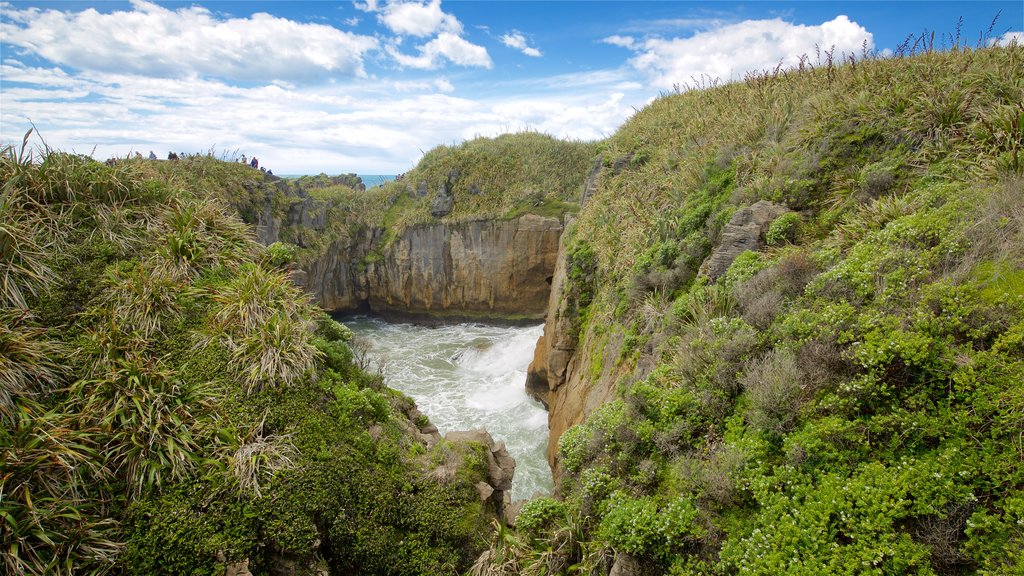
(258, 190, 563, 321)
(365, 215, 562, 320)
(526, 232, 620, 470)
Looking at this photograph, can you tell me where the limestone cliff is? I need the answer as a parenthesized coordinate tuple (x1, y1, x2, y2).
(259, 189, 563, 321)
(526, 230, 622, 471)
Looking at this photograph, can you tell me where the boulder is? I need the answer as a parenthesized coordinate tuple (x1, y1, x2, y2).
(430, 183, 455, 217)
(475, 481, 495, 501)
(609, 552, 643, 576)
(699, 200, 790, 280)
(445, 428, 516, 508)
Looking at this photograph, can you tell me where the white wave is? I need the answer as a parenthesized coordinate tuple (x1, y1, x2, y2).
(343, 317, 550, 500)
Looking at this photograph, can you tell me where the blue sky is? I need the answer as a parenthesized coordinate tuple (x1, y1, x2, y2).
(1, 1, 1021, 174)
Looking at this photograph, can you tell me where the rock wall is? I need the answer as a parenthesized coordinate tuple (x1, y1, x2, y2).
(259, 190, 563, 321)
(526, 230, 621, 471)
(365, 214, 562, 320)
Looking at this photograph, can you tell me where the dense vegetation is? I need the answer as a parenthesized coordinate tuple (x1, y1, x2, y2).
(475, 45, 1024, 574)
(0, 145, 494, 575)
(3, 36, 1022, 576)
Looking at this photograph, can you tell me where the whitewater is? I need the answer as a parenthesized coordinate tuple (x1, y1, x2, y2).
(343, 317, 552, 501)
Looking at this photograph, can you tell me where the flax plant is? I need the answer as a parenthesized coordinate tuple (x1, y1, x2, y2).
(0, 310, 64, 425)
(0, 406, 120, 576)
(69, 355, 213, 497)
(207, 264, 320, 394)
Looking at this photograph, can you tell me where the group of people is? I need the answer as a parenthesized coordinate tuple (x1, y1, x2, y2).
(239, 155, 272, 175)
(131, 150, 273, 175)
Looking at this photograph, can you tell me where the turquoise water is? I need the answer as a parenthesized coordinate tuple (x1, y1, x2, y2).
(275, 174, 396, 188)
(343, 317, 552, 501)
(358, 174, 397, 188)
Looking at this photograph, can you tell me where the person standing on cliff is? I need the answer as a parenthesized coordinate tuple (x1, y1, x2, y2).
(241, 154, 247, 165)
(250, 157, 258, 169)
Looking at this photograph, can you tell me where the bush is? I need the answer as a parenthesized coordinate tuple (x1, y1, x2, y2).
(516, 497, 566, 537)
(598, 492, 702, 558)
(741, 349, 802, 435)
(765, 212, 802, 246)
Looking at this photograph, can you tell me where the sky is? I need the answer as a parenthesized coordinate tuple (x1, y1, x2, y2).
(1, 1, 1021, 174)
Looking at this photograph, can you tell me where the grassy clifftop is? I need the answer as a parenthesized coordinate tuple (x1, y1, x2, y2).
(0, 146, 494, 575)
(482, 46, 1024, 574)
(379, 132, 598, 226)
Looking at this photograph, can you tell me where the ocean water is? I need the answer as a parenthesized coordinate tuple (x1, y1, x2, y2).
(275, 174, 396, 188)
(343, 317, 552, 501)
(357, 174, 397, 188)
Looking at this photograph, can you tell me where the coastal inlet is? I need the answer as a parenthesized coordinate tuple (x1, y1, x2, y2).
(342, 317, 552, 501)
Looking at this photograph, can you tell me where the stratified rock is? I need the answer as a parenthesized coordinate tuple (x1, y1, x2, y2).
(699, 200, 790, 280)
(430, 182, 455, 217)
(579, 156, 603, 207)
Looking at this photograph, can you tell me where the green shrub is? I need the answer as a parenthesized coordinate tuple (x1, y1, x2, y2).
(516, 497, 567, 537)
(764, 212, 802, 246)
(597, 492, 701, 558)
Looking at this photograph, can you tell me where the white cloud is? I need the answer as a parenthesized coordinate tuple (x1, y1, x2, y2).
(602, 35, 637, 50)
(1, 63, 635, 173)
(353, 0, 379, 12)
(625, 16, 873, 89)
(378, 0, 461, 37)
(388, 33, 492, 69)
(0, 0, 378, 83)
(990, 31, 1023, 46)
(500, 31, 542, 57)
(390, 78, 455, 92)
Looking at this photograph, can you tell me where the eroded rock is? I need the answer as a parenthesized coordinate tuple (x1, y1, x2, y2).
(699, 200, 790, 280)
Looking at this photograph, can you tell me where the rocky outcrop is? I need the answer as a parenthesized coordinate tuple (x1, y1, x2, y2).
(445, 428, 516, 518)
(699, 200, 789, 280)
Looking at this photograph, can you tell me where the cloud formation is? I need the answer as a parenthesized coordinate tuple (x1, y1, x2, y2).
(991, 30, 1023, 46)
(379, 0, 461, 37)
(0, 59, 632, 173)
(614, 15, 873, 88)
(0, 0, 378, 83)
(500, 31, 542, 57)
(388, 32, 493, 69)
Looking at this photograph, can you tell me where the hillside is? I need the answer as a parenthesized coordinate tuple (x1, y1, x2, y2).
(494, 45, 1024, 574)
(3, 41, 1022, 576)
(0, 147, 509, 575)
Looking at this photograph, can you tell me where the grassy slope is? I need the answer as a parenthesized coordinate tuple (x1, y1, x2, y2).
(0, 149, 492, 575)
(489, 47, 1024, 574)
